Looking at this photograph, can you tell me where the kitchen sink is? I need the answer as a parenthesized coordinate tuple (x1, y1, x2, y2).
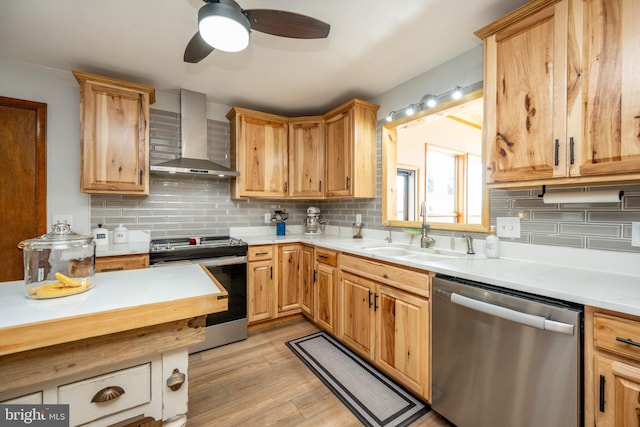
(404, 250, 467, 261)
(361, 246, 412, 256)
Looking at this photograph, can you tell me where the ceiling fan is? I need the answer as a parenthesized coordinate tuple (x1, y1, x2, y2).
(184, 0, 331, 63)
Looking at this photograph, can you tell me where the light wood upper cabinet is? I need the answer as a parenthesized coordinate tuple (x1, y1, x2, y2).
(324, 99, 379, 198)
(228, 99, 378, 200)
(228, 108, 289, 199)
(73, 71, 155, 195)
(478, 0, 640, 187)
(288, 117, 325, 198)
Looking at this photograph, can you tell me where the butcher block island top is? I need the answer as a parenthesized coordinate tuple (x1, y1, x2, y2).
(0, 264, 228, 356)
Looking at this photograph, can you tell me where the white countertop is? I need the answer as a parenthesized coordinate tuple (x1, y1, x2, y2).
(0, 264, 221, 329)
(95, 230, 150, 257)
(232, 225, 640, 316)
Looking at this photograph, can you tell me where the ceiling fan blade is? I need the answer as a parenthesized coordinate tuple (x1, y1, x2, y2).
(244, 9, 330, 39)
(184, 31, 215, 63)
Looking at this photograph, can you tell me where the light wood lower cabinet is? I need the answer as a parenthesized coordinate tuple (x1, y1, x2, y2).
(338, 254, 432, 401)
(248, 243, 304, 325)
(586, 306, 640, 426)
(278, 244, 301, 315)
(300, 245, 315, 317)
(315, 249, 338, 334)
(248, 245, 276, 323)
(96, 253, 149, 272)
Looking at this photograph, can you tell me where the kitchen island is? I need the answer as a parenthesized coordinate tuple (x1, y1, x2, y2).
(0, 264, 228, 426)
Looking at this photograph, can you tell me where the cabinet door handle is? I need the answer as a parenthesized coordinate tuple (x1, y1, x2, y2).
(318, 255, 328, 259)
(100, 267, 124, 272)
(346, 176, 350, 190)
(313, 270, 317, 283)
(255, 251, 269, 256)
(319, 180, 322, 193)
(569, 137, 575, 165)
(284, 181, 288, 192)
(554, 139, 559, 166)
(599, 375, 606, 412)
(615, 336, 640, 348)
(91, 386, 125, 403)
(368, 290, 373, 308)
(374, 293, 379, 311)
(270, 266, 273, 279)
(139, 170, 143, 186)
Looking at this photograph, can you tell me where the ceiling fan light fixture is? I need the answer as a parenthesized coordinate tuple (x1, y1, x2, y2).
(198, 2, 250, 52)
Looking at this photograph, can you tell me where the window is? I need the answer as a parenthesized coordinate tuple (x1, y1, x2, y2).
(396, 167, 417, 221)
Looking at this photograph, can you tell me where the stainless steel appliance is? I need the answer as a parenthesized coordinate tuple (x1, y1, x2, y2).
(304, 206, 326, 235)
(150, 236, 248, 353)
(432, 275, 583, 427)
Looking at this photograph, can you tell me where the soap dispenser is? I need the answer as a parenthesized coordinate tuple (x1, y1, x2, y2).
(485, 226, 500, 259)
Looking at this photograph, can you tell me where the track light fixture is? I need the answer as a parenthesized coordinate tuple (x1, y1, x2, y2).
(383, 82, 480, 125)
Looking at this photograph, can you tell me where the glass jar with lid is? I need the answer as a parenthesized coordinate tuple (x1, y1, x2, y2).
(19, 222, 95, 299)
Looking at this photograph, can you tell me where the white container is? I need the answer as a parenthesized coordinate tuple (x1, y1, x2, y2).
(92, 224, 109, 247)
(113, 224, 129, 244)
(485, 226, 500, 259)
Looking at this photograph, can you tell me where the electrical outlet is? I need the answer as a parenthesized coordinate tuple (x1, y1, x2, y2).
(496, 217, 520, 238)
(264, 213, 272, 224)
(52, 214, 73, 226)
(632, 222, 640, 247)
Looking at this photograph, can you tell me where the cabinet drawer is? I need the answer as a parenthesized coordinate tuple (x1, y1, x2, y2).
(315, 248, 338, 267)
(248, 245, 274, 261)
(340, 254, 431, 298)
(96, 254, 149, 272)
(595, 313, 640, 361)
(58, 363, 151, 426)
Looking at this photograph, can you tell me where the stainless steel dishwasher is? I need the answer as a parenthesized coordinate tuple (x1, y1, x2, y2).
(432, 274, 583, 427)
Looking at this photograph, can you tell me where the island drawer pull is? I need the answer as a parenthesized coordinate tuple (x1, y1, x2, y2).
(616, 337, 640, 348)
(100, 267, 124, 272)
(91, 385, 125, 403)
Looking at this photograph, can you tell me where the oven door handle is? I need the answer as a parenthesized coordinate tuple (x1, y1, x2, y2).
(198, 256, 247, 268)
(451, 293, 574, 336)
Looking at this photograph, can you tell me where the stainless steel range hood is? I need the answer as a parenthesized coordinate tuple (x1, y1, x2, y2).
(150, 89, 239, 177)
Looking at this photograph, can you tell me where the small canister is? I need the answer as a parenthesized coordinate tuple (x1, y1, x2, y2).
(113, 224, 129, 244)
(92, 224, 109, 246)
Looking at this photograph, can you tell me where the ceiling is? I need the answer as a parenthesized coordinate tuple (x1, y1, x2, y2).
(0, 0, 528, 116)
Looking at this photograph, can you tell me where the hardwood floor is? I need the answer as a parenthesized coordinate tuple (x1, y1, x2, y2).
(187, 316, 451, 426)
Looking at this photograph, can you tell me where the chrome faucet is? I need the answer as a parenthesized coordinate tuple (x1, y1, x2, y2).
(463, 234, 475, 254)
(385, 226, 393, 243)
(420, 201, 436, 248)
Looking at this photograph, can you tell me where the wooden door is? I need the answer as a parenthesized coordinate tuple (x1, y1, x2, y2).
(339, 272, 375, 359)
(484, 1, 568, 183)
(575, 0, 640, 178)
(324, 109, 353, 197)
(375, 285, 429, 398)
(300, 245, 315, 317)
(288, 119, 325, 198)
(315, 262, 336, 334)
(595, 354, 640, 426)
(0, 96, 46, 282)
(248, 260, 275, 323)
(278, 244, 300, 314)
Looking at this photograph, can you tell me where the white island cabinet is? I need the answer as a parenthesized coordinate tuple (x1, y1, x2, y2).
(0, 264, 228, 427)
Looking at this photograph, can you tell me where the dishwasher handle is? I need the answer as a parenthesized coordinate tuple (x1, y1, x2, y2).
(451, 292, 574, 336)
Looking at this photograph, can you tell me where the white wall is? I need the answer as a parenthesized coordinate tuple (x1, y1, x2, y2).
(370, 46, 484, 122)
(0, 57, 91, 234)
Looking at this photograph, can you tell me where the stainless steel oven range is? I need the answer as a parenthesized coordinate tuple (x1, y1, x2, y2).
(149, 236, 248, 354)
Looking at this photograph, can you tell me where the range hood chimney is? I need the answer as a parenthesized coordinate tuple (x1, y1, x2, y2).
(150, 89, 239, 177)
